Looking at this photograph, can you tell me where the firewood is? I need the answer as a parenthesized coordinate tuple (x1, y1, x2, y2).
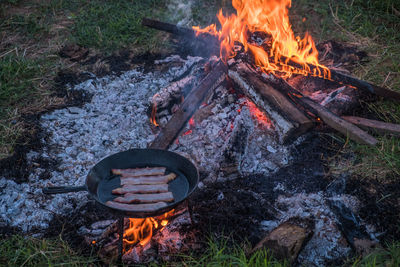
(149, 60, 227, 149)
(142, 18, 400, 102)
(277, 54, 400, 102)
(342, 116, 400, 136)
(142, 18, 196, 37)
(228, 62, 313, 143)
(263, 75, 378, 146)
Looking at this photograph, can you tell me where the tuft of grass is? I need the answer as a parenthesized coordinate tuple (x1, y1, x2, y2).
(0, 235, 96, 267)
(149, 237, 287, 267)
(0, 52, 48, 158)
(352, 241, 400, 267)
(72, 0, 168, 52)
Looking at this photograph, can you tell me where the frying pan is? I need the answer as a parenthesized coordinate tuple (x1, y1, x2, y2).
(43, 149, 198, 218)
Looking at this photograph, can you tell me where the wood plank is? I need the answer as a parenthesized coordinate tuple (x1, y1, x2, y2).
(342, 116, 400, 136)
(262, 74, 378, 146)
(229, 62, 314, 143)
(149, 60, 227, 149)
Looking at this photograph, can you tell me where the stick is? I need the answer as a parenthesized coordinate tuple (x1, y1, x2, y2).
(263, 74, 378, 146)
(142, 18, 196, 37)
(342, 116, 400, 136)
(149, 60, 227, 149)
(229, 62, 313, 143)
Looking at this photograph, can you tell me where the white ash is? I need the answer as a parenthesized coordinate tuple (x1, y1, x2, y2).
(0, 55, 202, 232)
(264, 190, 372, 266)
(170, 85, 297, 180)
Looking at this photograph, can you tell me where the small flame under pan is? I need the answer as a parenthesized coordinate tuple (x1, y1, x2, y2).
(43, 149, 199, 218)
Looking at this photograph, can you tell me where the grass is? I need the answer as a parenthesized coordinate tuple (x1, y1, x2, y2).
(352, 242, 400, 267)
(1, 234, 399, 266)
(167, 238, 287, 267)
(0, 52, 49, 158)
(72, 0, 168, 52)
(0, 235, 96, 267)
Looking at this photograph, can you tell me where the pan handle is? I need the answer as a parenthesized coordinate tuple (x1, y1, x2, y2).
(42, 185, 87, 194)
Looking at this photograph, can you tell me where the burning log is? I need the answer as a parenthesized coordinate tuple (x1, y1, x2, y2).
(228, 62, 313, 143)
(341, 116, 400, 136)
(149, 60, 227, 149)
(277, 55, 400, 102)
(142, 18, 400, 102)
(263, 75, 378, 146)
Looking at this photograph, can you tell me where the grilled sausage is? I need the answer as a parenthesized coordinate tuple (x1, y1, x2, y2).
(111, 167, 166, 177)
(105, 201, 167, 211)
(112, 184, 168, 194)
(113, 192, 174, 204)
(121, 173, 177, 185)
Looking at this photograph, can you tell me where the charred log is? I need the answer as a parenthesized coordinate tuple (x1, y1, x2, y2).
(149, 60, 227, 149)
(262, 74, 378, 146)
(229, 62, 313, 143)
(342, 116, 400, 136)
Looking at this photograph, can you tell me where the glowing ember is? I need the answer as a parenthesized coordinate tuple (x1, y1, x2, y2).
(189, 118, 195, 127)
(193, 0, 330, 79)
(183, 129, 193, 136)
(245, 100, 273, 127)
(123, 210, 175, 249)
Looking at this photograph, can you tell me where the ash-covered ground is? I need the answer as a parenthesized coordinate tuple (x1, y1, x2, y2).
(0, 54, 382, 266)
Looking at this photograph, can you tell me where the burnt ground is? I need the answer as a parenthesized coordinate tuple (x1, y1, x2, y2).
(191, 133, 330, 246)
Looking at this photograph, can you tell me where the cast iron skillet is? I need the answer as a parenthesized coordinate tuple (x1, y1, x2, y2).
(43, 149, 198, 218)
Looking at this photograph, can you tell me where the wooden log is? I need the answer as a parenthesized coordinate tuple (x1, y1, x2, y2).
(149, 60, 227, 149)
(262, 74, 378, 146)
(342, 116, 400, 136)
(141, 18, 400, 102)
(228, 62, 314, 143)
(277, 55, 400, 102)
(142, 18, 196, 37)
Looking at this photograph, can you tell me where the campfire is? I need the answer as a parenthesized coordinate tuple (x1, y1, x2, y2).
(142, 0, 400, 150)
(3, 0, 399, 266)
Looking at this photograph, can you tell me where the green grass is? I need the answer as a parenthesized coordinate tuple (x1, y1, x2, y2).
(352, 241, 400, 267)
(0, 52, 48, 157)
(72, 0, 168, 52)
(1, 234, 398, 266)
(0, 53, 43, 113)
(170, 238, 287, 267)
(0, 235, 96, 267)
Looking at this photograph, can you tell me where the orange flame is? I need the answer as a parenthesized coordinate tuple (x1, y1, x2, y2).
(123, 210, 175, 249)
(193, 0, 330, 79)
(150, 103, 159, 126)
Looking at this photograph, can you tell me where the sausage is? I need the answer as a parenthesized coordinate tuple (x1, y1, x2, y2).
(121, 173, 177, 185)
(105, 201, 167, 211)
(111, 167, 166, 177)
(112, 184, 168, 194)
(113, 192, 174, 204)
